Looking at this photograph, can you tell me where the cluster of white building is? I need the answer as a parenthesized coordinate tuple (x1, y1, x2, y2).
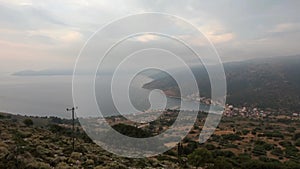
(223, 104, 300, 119)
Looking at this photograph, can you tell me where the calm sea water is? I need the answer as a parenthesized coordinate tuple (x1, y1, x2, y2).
(0, 75, 74, 118)
(0, 74, 210, 119)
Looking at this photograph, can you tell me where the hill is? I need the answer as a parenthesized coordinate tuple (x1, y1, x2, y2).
(143, 55, 300, 111)
(1, 111, 300, 169)
(0, 112, 181, 169)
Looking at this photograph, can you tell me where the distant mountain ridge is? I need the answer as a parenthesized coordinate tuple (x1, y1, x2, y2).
(12, 69, 114, 76)
(143, 55, 300, 111)
(12, 69, 73, 76)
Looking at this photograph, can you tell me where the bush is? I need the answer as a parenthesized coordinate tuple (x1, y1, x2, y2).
(205, 144, 216, 150)
(293, 133, 300, 140)
(23, 118, 33, 127)
(211, 157, 233, 169)
(212, 150, 235, 158)
(271, 148, 283, 157)
(286, 127, 296, 133)
(252, 145, 266, 156)
(85, 159, 94, 165)
(70, 152, 82, 160)
(35, 145, 50, 156)
(295, 139, 300, 147)
(279, 141, 293, 148)
(241, 160, 284, 169)
(284, 160, 300, 169)
(242, 129, 250, 135)
(183, 141, 199, 155)
(112, 124, 152, 138)
(0, 146, 9, 159)
(263, 131, 284, 139)
(221, 134, 242, 141)
(259, 156, 280, 163)
(284, 146, 299, 158)
(26, 161, 51, 169)
(236, 153, 251, 162)
(255, 140, 274, 151)
(56, 162, 71, 169)
(188, 148, 212, 168)
(223, 143, 238, 149)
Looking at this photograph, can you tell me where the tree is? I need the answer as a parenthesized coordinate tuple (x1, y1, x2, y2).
(293, 132, 300, 140)
(23, 118, 33, 127)
(295, 139, 300, 147)
(183, 141, 199, 155)
(177, 142, 183, 156)
(188, 148, 212, 168)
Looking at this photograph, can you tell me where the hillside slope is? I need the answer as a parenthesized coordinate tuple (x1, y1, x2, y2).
(143, 55, 300, 111)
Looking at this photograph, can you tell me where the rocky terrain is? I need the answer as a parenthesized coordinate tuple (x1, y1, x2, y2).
(0, 112, 182, 169)
(1, 111, 300, 169)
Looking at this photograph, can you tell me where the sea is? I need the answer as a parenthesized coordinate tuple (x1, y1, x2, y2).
(0, 74, 212, 119)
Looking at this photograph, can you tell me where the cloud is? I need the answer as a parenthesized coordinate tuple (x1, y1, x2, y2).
(27, 29, 82, 44)
(269, 23, 300, 33)
(0, 0, 300, 73)
(196, 21, 235, 44)
(132, 34, 160, 42)
(206, 32, 234, 44)
(0, 2, 67, 30)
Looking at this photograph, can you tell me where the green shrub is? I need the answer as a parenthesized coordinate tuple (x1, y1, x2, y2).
(183, 141, 199, 155)
(279, 141, 293, 148)
(35, 145, 50, 156)
(271, 148, 283, 157)
(212, 150, 235, 158)
(286, 127, 296, 133)
(188, 148, 212, 168)
(252, 145, 266, 156)
(284, 160, 300, 169)
(295, 139, 300, 147)
(221, 134, 242, 141)
(241, 160, 284, 169)
(255, 140, 274, 151)
(0, 146, 9, 158)
(211, 157, 233, 169)
(293, 133, 300, 140)
(205, 144, 216, 150)
(23, 118, 33, 127)
(26, 161, 51, 169)
(70, 152, 82, 160)
(56, 162, 71, 169)
(242, 129, 250, 135)
(263, 131, 284, 139)
(284, 146, 299, 158)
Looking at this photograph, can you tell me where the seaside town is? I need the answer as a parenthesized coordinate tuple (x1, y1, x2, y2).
(181, 92, 300, 119)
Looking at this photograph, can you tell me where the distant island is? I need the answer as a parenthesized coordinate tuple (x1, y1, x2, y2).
(12, 69, 73, 76)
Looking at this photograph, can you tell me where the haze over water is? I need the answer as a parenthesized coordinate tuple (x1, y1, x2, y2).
(0, 74, 212, 119)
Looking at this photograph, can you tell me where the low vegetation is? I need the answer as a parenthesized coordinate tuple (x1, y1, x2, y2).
(0, 112, 299, 169)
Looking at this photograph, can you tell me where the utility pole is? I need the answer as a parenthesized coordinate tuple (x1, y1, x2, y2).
(66, 107, 77, 151)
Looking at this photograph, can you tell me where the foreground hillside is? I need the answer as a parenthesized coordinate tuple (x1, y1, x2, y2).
(0, 113, 182, 169)
(1, 111, 300, 169)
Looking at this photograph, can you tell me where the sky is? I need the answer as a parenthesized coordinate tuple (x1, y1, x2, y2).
(0, 0, 300, 74)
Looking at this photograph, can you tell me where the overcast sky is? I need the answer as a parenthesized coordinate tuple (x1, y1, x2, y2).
(0, 0, 300, 74)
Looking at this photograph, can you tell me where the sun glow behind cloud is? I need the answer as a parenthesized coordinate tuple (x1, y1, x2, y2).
(133, 34, 160, 42)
